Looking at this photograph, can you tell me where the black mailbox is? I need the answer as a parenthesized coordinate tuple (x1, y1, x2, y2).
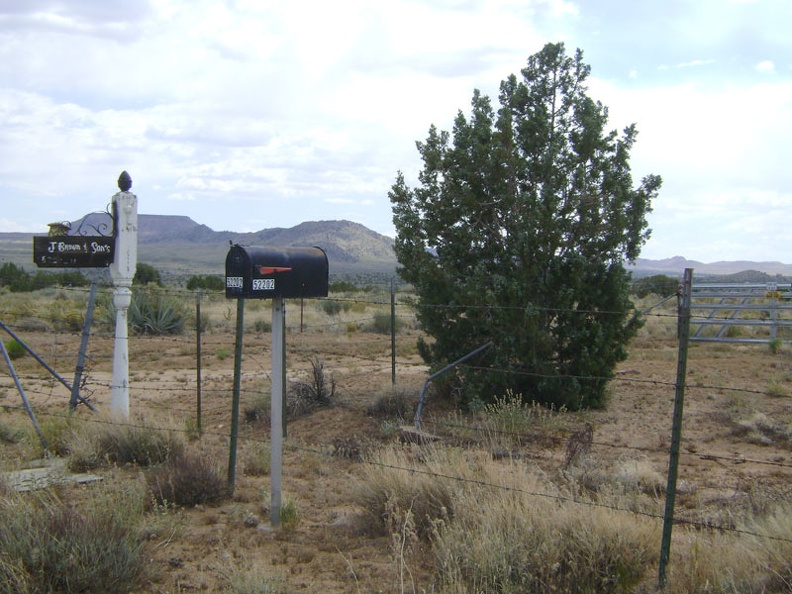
(225, 245, 328, 299)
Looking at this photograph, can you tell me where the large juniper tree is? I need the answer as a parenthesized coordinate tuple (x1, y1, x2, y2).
(390, 43, 662, 410)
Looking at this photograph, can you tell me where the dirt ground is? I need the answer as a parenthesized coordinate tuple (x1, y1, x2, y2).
(2, 323, 791, 593)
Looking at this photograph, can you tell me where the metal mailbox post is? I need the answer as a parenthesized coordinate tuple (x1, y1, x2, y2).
(225, 244, 328, 527)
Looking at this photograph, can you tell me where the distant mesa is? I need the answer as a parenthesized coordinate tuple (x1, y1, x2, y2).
(1, 216, 791, 279)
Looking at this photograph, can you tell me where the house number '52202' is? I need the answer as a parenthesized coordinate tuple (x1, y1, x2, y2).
(253, 279, 275, 291)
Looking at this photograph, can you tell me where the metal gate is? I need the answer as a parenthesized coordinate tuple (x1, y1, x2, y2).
(690, 282, 792, 344)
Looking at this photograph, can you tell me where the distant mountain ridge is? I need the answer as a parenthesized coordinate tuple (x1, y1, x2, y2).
(629, 255, 792, 278)
(135, 215, 396, 265)
(2, 215, 791, 280)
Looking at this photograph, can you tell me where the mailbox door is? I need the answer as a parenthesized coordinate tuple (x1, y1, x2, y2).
(225, 244, 252, 298)
(250, 247, 328, 298)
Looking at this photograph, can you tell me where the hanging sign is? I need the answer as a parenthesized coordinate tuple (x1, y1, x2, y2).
(33, 236, 115, 268)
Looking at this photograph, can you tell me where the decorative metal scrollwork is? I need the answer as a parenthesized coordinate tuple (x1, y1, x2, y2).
(67, 204, 116, 238)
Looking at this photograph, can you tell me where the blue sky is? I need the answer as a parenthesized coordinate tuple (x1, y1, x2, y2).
(1, 0, 789, 263)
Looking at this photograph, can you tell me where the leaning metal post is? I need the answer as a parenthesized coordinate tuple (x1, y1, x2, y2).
(413, 341, 493, 429)
(108, 172, 138, 419)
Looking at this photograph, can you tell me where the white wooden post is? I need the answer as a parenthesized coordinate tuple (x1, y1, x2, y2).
(109, 172, 138, 419)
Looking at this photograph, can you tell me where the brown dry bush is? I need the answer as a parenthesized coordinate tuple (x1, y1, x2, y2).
(147, 450, 229, 507)
(366, 384, 416, 420)
(68, 416, 185, 472)
(0, 486, 148, 594)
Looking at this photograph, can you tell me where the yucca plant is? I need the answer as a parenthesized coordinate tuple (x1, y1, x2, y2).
(129, 287, 187, 335)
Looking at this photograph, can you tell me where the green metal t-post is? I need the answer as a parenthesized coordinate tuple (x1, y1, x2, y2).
(658, 267, 693, 590)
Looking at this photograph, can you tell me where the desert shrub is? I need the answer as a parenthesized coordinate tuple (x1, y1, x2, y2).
(68, 418, 184, 471)
(355, 443, 658, 593)
(631, 274, 679, 298)
(254, 318, 271, 333)
(36, 414, 78, 457)
(368, 310, 401, 335)
(320, 299, 348, 316)
(287, 358, 336, 418)
(186, 274, 224, 291)
(328, 280, 359, 293)
(0, 420, 24, 444)
(352, 444, 458, 540)
(366, 385, 415, 420)
(133, 262, 163, 286)
(242, 441, 270, 476)
(666, 516, 792, 594)
(482, 391, 567, 452)
(278, 498, 299, 532)
(430, 453, 656, 593)
(129, 288, 187, 335)
(148, 451, 229, 507)
(244, 394, 270, 424)
(675, 500, 792, 591)
(435, 488, 657, 594)
(0, 487, 148, 593)
(3, 338, 25, 360)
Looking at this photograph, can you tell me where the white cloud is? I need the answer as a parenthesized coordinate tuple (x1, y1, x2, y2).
(676, 58, 716, 69)
(0, 0, 791, 263)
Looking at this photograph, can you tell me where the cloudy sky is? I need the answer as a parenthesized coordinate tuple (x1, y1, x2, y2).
(1, 0, 789, 263)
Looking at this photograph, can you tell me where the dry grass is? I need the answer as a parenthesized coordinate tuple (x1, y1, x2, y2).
(354, 442, 659, 593)
(2, 288, 792, 592)
(0, 480, 150, 593)
(67, 414, 185, 471)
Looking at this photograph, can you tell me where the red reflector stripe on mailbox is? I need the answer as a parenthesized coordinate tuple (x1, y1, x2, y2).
(259, 266, 293, 274)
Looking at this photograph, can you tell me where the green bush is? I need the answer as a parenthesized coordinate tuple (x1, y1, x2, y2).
(368, 311, 401, 335)
(328, 280, 359, 293)
(278, 498, 299, 532)
(3, 338, 25, 360)
(320, 299, 351, 316)
(133, 263, 163, 286)
(186, 274, 224, 291)
(631, 274, 679, 298)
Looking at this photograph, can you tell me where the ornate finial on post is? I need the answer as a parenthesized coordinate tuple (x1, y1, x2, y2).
(118, 170, 132, 192)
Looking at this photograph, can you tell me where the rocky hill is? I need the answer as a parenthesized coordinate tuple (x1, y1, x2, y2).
(3, 216, 792, 282)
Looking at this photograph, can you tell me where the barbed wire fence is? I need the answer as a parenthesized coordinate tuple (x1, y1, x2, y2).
(2, 280, 792, 577)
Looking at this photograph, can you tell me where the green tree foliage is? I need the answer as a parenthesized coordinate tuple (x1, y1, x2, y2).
(631, 274, 679, 298)
(186, 274, 224, 291)
(133, 262, 163, 286)
(0, 263, 89, 292)
(390, 43, 662, 410)
(0, 263, 31, 292)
